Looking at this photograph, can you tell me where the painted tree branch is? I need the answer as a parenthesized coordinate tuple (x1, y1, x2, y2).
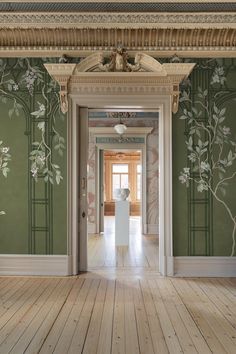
(179, 65, 236, 256)
(0, 140, 11, 215)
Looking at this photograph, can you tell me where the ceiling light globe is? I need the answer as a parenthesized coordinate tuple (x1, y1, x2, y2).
(114, 123, 127, 135)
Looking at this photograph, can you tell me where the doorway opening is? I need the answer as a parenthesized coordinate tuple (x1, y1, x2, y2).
(86, 111, 159, 272)
(102, 149, 142, 230)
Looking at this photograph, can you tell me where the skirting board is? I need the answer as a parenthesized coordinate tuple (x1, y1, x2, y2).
(0, 255, 71, 276)
(174, 257, 236, 277)
(144, 224, 159, 235)
(88, 223, 96, 234)
(148, 224, 159, 235)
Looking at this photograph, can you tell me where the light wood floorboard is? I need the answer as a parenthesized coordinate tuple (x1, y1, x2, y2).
(0, 276, 235, 353)
(0, 218, 235, 353)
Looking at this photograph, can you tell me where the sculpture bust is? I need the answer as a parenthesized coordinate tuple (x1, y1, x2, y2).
(114, 188, 130, 201)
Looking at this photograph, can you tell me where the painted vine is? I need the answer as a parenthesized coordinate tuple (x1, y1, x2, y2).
(0, 58, 65, 186)
(179, 62, 236, 256)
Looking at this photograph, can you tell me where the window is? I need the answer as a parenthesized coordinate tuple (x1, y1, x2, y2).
(136, 164, 141, 200)
(112, 164, 129, 199)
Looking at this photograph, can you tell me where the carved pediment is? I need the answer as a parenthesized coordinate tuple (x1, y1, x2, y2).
(44, 50, 195, 114)
(75, 48, 167, 74)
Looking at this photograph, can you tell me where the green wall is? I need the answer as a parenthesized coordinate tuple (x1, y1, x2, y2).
(173, 58, 236, 257)
(0, 100, 28, 253)
(0, 57, 235, 257)
(0, 58, 67, 255)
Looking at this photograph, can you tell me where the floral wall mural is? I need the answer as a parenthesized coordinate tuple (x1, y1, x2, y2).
(174, 58, 236, 257)
(0, 57, 235, 257)
(0, 58, 67, 254)
(0, 140, 11, 215)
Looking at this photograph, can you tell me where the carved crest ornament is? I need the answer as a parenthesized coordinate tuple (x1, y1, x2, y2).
(44, 48, 195, 114)
(98, 46, 141, 72)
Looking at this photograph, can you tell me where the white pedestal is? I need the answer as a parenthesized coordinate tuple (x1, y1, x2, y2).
(115, 200, 130, 246)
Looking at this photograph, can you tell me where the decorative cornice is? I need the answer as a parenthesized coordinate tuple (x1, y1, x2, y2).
(44, 53, 195, 113)
(106, 112, 137, 119)
(95, 136, 145, 144)
(0, 13, 235, 27)
(90, 127, 153, 135)
(0, 27, 235, 57)
(0, 10, 235, 56)
(70, 85, 173, 95)
(69, 72, 193, 85)
(2, 0, 233, 3)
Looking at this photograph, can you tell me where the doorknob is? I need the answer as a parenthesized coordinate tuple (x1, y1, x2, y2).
(82, 211, 86, 218)
(82, 177, 87, 190)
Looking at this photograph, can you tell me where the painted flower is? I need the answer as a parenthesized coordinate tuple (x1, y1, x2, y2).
(179, 169, 190, 186)
(31, 166, 38, 178)
(211, 67, 226, 85)
(36, 155, 45, 167)
(188, 153, 197, 162)
(222, 126, 231, 136)
(183, 167, 190, 175)
(197, 182, 208, 193)
(200, 161, 210, 172)
(1, 147, 9, 153)
(39, 103, 45, 112)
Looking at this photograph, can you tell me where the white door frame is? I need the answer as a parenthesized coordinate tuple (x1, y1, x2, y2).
(97, 148, 104, 234)
(89, 126, 152, 235)
(45, 57, 195, 277)
(95, 145, 145, 234)
(68, 94, 173, 276)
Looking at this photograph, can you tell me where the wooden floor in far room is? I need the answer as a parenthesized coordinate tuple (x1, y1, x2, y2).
(88, 216, 159, 270)
(0, 275, 236, 353)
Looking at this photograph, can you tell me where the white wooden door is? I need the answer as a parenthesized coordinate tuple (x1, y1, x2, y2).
(99, 149, 104, 233)
(78, 107, 88, 271)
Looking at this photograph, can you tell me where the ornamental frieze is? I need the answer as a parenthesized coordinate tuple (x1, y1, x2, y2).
(0, 13, 235, 26)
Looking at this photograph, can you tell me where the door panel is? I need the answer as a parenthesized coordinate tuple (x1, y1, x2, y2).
(99, 149, 104, 233)
(78, 107, 88, 271)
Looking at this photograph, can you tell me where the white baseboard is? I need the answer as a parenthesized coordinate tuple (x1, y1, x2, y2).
(143, 223, 148, 234)
(0, 255, 72, 276)
(174, 257, 236, 277)
(147, 224, 159, 235)
(167, 256, 174, 276)
(88, 223, 96, 234)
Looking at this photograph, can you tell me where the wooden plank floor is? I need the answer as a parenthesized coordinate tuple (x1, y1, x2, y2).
(0, 275, 236, 353)
(0, 218, 235, 353)
(88, 216, 159, 270)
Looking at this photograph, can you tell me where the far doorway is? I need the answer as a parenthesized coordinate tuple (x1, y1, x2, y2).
(101, 149, 142, 232)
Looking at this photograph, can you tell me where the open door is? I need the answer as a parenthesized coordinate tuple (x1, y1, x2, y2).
(78, 107, 88, 271)
(99, 149, 104, 233)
